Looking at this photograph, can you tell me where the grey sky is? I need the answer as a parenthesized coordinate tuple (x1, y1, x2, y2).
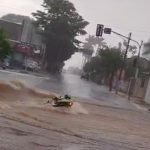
(0, 0, 150, 68)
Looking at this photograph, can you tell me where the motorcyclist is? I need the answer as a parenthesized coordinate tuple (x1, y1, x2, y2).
(64, 94, 71, 100)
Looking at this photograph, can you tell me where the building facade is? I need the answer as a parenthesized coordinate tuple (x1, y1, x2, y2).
(0, 18, 45, 70)
(144, 79, 150, 104)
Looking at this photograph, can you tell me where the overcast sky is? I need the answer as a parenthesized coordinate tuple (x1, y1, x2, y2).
(0, 0, 150, 68)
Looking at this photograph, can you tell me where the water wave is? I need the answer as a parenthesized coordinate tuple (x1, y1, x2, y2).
(0, 80, 88, 114)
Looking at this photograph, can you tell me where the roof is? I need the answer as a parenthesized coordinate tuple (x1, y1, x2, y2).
(0, 19, 23, 41)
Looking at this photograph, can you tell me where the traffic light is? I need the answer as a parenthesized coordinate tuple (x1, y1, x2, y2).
(104, 28, 112, 34)
(96, 24, 104, 37)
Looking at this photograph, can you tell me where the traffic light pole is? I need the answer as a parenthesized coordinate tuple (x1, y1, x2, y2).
(100, 28, 132, 93)
(111, 31, 143, 78)
(96, 25, 143, 93)
(119, 33, 132, 79)
(111, 32, 144, 95)
(115, 33, 132, 94)
(111, 31, 130, 39)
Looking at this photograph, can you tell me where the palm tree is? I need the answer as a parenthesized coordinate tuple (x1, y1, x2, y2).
(81, 35, 107, 66)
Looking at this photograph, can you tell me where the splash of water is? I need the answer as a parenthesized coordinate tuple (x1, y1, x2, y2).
(0, 80, 88, 115)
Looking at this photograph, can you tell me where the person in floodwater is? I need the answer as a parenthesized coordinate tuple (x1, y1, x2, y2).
(49, 95, 71, 104)
(64, 95, 71, 100)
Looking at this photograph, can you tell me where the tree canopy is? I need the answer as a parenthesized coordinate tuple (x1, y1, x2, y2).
(83, 46, 124, 90)
(80, 35, 107, 66)
(0, 29, 11, 61)
(32, 0, 89, 73)
(98, 47, 124, 75)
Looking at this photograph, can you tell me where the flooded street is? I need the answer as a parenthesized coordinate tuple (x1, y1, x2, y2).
(0, 70, 136, 109)
(0, 70, 150, 150)
(36, 73, 136, 110)
(1, 0, 150, 149)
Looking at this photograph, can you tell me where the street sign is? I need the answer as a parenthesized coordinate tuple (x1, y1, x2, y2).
(96, 24, 104, 37)
(104, 28, 112, 34)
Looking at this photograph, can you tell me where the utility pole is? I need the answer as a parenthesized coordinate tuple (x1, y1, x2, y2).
(41, 44, 46, 70)
(135, 41, 143, 78)
(96, 24, 144, 94)
(119, 33, 132, 80)
(115, 33, 132, 94)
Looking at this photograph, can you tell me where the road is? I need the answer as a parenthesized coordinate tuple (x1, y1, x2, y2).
(0, 70, 135, 110)
(0, 70, 150, 150)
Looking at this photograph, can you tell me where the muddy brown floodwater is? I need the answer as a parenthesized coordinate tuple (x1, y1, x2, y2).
(0, 80, 150, 150)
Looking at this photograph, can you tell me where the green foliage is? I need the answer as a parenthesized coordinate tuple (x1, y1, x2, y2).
(83, 47, 124, 84)
(0, 29, 11, 61)
(121, 40, 137, 56)
(81, 35, 106, 56)
(126, 57, 150, 78)
(84, 56, 102, 73)
(98, 47, 124, 75)
(32, 0, 89, 73)
(125, 61, 136, 78)
(85, 35, 107, 48)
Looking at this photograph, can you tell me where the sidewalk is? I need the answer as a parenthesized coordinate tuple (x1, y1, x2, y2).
(19, 70, 49, 77)
(116, 91, 150, 111)
(0, 68, 49, 78)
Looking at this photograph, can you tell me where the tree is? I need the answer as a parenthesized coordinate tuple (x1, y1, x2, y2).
(84, 46, 124, 91)
(98, 47, 124, 91)
(32, 0, 89, 73)
(0, 29, 11, 62)
(125, 56, 150, 78)
(123, 40, 137, 56)
(83, 56, 103, 83)
(84, 35, 106, 48)
(84, 56, 102, 73)
(80, 35, 106, 67)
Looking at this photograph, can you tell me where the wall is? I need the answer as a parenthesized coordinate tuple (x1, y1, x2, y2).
(0, 19, 22, 41)
(132, 78, 149, 99)
(21, 19, 34, 43)
(145, 79, 150, 104)
(21, 20, 43, 47)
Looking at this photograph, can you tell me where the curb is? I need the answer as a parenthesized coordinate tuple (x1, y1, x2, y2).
(113, 91, 150, 112)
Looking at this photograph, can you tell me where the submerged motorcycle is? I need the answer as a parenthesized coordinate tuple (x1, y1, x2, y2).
(52, 95, 74, 107)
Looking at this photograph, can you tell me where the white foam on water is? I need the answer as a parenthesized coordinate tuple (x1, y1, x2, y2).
(45, 102, 88, 115)
(0, 102, 11, 109)
(0, 80, 88, 115)
(69, 102, 88, 115)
